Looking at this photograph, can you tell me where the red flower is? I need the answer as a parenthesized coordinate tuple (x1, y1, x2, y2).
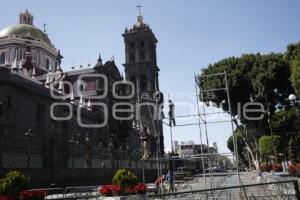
(125, 186, 135, 195)
(133, 183, 146, 194)
(19, 190, 47, 200)
(99, 185, 121, 196)
(0, 196, 9, 200)
(99, 183, 146, 196)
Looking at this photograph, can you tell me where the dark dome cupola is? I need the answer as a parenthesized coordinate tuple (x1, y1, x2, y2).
(19, 9, 34, 25)
(0, 10, 60, 74)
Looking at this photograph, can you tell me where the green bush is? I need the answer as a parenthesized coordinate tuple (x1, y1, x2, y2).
(0, 171, 29, 196)
(112, 169, 138, 195)
(258, 135, 282, 162)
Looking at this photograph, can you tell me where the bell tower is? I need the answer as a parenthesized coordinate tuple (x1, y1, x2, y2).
(123, 6, 164, 155)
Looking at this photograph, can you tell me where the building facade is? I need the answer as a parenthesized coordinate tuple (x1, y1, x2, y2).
(0, 9, 165, 186)
(123, 11, 164, 156)
(174, 140, 218, 156)
(0, 9, 58, 73)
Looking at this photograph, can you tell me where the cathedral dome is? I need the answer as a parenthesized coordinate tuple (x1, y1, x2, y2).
(0, 9, 52, 45)
(0, 24, 51, 45)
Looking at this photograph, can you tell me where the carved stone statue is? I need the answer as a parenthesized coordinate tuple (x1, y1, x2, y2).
(140, 126, 150, 160)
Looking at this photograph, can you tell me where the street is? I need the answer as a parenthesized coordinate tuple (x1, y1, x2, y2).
(150, 172, 298, 199)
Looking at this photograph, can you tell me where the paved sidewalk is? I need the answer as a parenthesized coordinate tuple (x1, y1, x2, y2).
(150, 172, 297, 199)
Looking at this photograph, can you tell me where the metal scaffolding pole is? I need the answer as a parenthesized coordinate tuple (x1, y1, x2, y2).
(194, 74, 207, 189)
(198, 78, 214, 190)
(195, 71, 241, 189)
(136, 79, 145, 184)
(224, 71, 241, 186)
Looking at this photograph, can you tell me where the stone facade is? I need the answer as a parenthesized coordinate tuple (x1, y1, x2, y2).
(0, 9, 58, 73)
(0, 9, 166, 186)
(123, 11, 164, 156)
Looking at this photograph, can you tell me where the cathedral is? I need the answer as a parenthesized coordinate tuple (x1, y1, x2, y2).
(0, 9, 165, 185)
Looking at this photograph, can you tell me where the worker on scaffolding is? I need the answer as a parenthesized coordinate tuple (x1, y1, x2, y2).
(168, 100, 176, 126)
(140, 126, 150, 160)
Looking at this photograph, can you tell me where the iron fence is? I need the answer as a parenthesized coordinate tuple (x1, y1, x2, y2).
(27, 180, 300, 200)
(148, 180, 300, 200)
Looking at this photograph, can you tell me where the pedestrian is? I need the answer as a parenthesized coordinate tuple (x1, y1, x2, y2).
(154, 175, 165, 194)
(166, 170, 174, 193)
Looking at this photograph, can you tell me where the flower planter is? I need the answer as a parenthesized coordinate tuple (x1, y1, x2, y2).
(99, 194, 146, 200)
(99, 169, 147, 200)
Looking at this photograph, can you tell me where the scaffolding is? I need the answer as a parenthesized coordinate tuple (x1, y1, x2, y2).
(195, 71, 240, 188)
(135, 71, 243, 198)
(157, 71, 240, 192)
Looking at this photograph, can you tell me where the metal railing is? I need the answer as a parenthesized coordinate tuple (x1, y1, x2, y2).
(148, 180, 300, 200)
(29, 186, 100, 200)
(29, 188, 65, 199)
(28, 180, 300, 200)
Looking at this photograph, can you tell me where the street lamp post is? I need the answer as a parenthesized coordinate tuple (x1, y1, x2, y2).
(85, 132, 91, 168)
(98, 142, 104, 168)
(98, 142, 103, 168)
(109, 134, 115, 169)
(126, 140, 131, 168)
(69, 136, 76, 168)
(25, 129, 34, 169)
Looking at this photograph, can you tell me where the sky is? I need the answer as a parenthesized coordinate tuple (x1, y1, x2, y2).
(1, 0, 300, 153)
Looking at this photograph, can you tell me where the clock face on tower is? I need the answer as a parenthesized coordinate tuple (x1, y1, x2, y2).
(73, 80, 87, 94)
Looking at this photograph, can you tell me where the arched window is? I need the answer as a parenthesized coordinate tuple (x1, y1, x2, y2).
(0, 52, 5, 64)
(140, 41, 144, 48)
(131, 42, 135, 49)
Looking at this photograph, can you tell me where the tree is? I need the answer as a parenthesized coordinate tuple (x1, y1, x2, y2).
(288, 137, 297, 163)
(290, 58, 300, 95)
(285, 42, 300, 61)
(271, 108, 298, 132)
(199, 53, 292, 129)
(200, 41, 300, 165)
(227, 128, 247, 166)
(285, 42, 300, 95)
(271, 106, 300, 162)
(258, 135, 282, 163)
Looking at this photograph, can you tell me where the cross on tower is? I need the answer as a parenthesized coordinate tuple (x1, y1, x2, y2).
(43, 23, 47, 33)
